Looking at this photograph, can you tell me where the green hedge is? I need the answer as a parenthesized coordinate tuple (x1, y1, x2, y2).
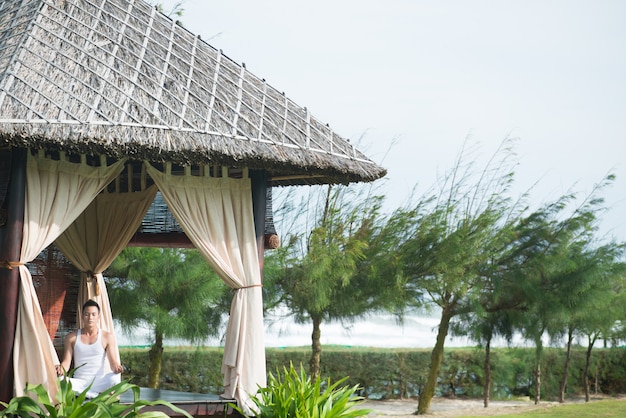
(119, 346, 626, 401)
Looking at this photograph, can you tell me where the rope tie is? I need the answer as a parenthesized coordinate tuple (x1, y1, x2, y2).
(238, 284, 263, 290)
(0, 260, 24, 270)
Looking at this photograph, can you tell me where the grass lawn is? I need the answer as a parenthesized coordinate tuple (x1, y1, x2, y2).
(460, 398, 626, 417)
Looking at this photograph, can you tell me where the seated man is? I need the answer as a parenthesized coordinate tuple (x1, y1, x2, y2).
(56, 299, 124, 398)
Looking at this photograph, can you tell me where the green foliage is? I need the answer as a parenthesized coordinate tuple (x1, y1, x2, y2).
(265, 185, 389, 376)
(390, 139, 523, 414)
(119, 347, 626, 402)
(597, 348, 626, 394)
(232, 363, 371, 418)
(106, 247, 229, 387)
(394, 140, 521, 314)
(107, 248, 228, 342)
(269, 185, 382, 322)
(0, 375, 192, 418)
(122, 347, 224, 393)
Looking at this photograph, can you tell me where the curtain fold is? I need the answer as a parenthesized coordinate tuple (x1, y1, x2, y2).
(55, 185, 158, 370)
(13, 152, 124, 397)
(145, 163, 265, 415)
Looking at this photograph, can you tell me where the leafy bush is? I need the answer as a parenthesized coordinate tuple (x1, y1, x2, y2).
(234, 363, 371, 418)
(122, 346, 224, 393)
(120, 346, 626, 401)
(0, 375, 192, 418)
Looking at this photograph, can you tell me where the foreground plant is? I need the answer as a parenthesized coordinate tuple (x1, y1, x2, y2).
(234, 363, 371, 418)
(0, 376, 192, 418)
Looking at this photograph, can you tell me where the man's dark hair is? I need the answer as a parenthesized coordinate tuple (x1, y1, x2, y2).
(82, 299, 101, 313)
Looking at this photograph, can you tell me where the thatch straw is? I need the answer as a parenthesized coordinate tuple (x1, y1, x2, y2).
(0, 0, 386, 186)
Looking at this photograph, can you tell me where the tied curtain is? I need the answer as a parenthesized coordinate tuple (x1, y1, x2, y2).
(54, 185, 158, 371)
(145, 163, 265, 415)
(13, 152, 124, 396)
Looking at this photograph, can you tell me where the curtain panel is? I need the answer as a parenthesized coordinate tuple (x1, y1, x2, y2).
(13, 152, 124, 397)
(145, 163, 265, 415)
(55, 185, 158, 371)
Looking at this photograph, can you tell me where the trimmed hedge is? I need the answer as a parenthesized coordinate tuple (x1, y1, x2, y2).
(119, 346, 626, 401)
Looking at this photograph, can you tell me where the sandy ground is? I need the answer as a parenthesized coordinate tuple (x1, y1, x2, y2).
(360, 396, 606, 417)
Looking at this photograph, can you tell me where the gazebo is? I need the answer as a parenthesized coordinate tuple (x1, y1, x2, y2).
(0, 0, 386, 413)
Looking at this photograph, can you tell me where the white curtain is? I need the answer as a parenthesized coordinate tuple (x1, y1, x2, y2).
(13, 152, 124, 397)
(145, 163, 265, 415)
(55, 185, 158, 370)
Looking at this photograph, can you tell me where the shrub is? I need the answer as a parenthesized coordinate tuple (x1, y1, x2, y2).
(120, 346, 626, 401)
(0, 375, 192, 418)
(234, 363, 371, 418)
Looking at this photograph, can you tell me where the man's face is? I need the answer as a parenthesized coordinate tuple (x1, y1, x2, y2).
(83, 306, 100, 326)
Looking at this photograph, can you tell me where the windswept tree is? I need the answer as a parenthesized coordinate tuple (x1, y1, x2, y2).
(264, 184, 387, 378)
(105, 247, 228, 388)
(448, 206, 548, 408)
(450, 168, 623, 407)
(505, 175, 620, 404)
(555, 241, 625, 403)
(562, 243, 626, 402)
(390, 139, 523, 415)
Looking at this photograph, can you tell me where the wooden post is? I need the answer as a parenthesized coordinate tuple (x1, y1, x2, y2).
(0, 148, 26, 402)
(250, 170, 267, 277)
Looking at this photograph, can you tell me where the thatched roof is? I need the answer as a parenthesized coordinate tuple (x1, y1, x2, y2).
(0, 0, 386, 186)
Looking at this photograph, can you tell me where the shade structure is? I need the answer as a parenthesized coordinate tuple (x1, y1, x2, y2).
(0, 0, 387, 412)
(0, 0, 386, 186)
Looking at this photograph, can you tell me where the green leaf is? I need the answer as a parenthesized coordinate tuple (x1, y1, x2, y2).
(1, 374, 193, 418)
(232, 363, 371, 418)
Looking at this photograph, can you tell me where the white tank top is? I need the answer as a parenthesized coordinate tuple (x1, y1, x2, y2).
(73, 329, 106, 380)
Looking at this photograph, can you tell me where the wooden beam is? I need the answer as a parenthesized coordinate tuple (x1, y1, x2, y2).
(126, 231, 278, 251)
(0, 148, 26, 403)
(126, 232, 194, 248)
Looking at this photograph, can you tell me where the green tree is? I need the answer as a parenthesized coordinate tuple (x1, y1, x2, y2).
(391, 140, 521, 414)
(448, 171, 622, 407)
(569, 246, 626, 402)
(265, 185, 386, 378)
(555, 243, 625, 403)
(105, 247, 228, 388)
(516, 177, 622, 404)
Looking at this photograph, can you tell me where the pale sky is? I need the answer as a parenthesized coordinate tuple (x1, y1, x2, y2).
(155, 0, 625, 242)
(145, 1, 626, 348)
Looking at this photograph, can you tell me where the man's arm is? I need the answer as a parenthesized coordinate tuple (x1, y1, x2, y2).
(56, 331, 76, 376)
(103, 330, 123, 374)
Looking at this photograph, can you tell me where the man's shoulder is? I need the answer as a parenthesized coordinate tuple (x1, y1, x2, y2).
(101, 329, 115, 341)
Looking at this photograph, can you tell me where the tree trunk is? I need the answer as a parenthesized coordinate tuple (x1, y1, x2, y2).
(584, 336, 595, 403)
(417, 306, 453, 415)
(148, 332, 164, 388)
(534, 339, 543, 405)
(483, 336, 492, 408)
(309, 315, 322, 380)
(559, 327, 574, 403)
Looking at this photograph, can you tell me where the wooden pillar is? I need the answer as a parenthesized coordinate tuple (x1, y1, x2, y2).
(0, 148, 26, 402)
(250, 170, 267, 277)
